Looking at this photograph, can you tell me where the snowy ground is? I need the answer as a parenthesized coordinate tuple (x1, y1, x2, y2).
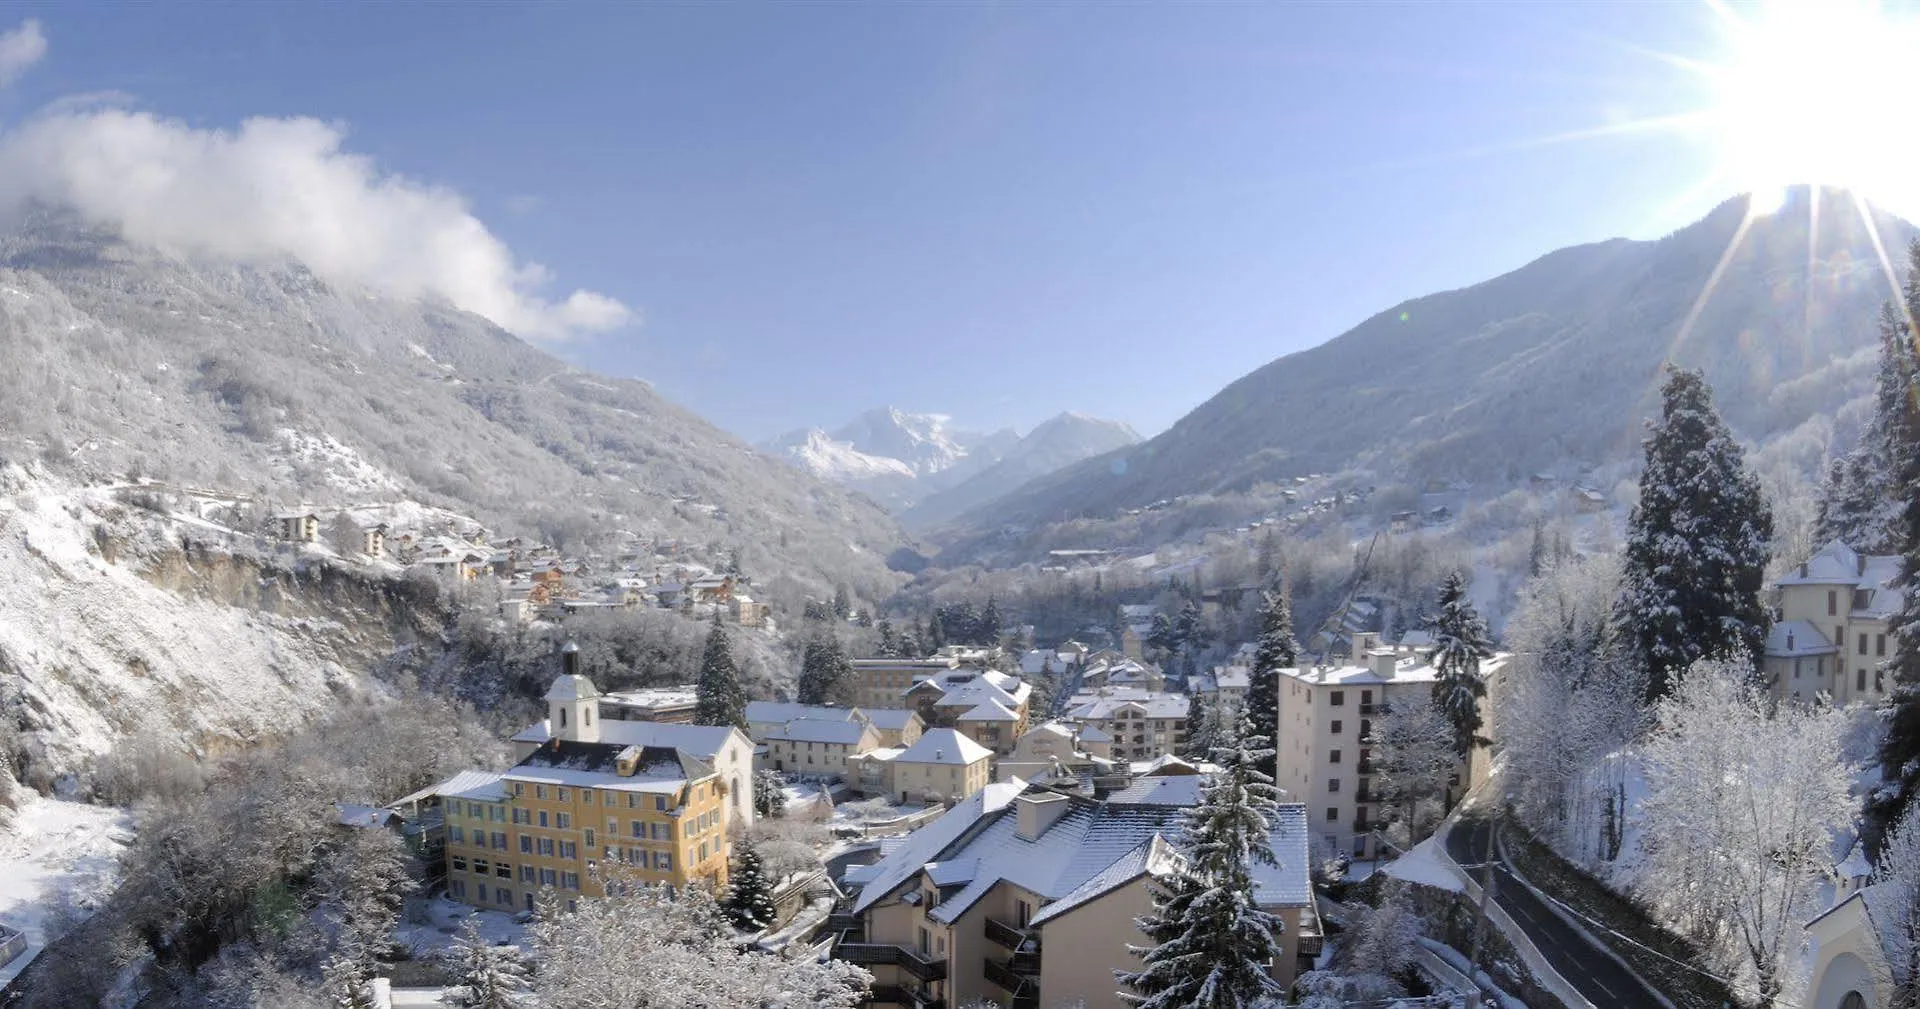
(393, 894, 528, 962)
(0, 794, 134, 988)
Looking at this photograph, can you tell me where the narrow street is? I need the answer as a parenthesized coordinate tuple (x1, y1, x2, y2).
(1444, 814, 1665, 1008)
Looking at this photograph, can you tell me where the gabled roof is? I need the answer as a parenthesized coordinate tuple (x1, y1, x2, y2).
(861, 708, 921, 731)
(768, 718, 874, 745)
(431, 770, 509, 803)
(545, 674, 601, 702)
(745, 701, 861, 726)
(959, 699, 1020, 722)
(894, 728, 993, 765)
(852, 783, 1027, 914)
(1029, 834, 1182, 926)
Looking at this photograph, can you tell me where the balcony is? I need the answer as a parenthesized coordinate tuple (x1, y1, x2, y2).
(1356, 759, 1375, 774)
(985, 958, 1041, 1009)
(834, 942, 949, 982)
(1358, 703, 1380, 715)
(984, 916, 1028, 950)
(869, 984, 947, 1009)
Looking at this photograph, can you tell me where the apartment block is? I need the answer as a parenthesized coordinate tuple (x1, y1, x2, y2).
(1273, 633, 1509, 860)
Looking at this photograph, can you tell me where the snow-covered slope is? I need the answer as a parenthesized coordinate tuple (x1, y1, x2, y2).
(902, 412, 1142, 530)
(0, 465, 443, 782)
(766, 407, 1136, 515)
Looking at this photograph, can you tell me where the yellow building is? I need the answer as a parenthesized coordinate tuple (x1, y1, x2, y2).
(1766, 539, 1904, 705)
(438, 670, 730, 913)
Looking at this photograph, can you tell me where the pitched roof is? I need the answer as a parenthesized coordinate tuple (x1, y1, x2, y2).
(894, 728, 993, 766)
(545, 674, 601, 702)
(431, 770, 509, 803)
(746, 701, 861, 726)
(768, 718, 873, 745)
(851, 783, 1027, 914)
(959, 699, 1020, 722)
(1028, 834, 1182, 926)
(505, 739, 701, 794)
(861, 708, 921, 731)
(1766, 619, 1836, 657)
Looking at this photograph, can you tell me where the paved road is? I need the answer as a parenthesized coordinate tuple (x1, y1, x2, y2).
(1445, 814, 1664, 1009)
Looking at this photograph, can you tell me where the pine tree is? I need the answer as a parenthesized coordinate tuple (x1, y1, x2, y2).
(321, 953, 372, 1009)
(1174, 601, 1203, 655)
(1182, 691, 1217, 761)
(831, 585, 852, 620)
(980, 597, 1002, 646)
(695, 616, 747, 729)
(1879, 250, 1920, 836)
(1118, 712, 1286, 1008)
(927, 612, 946, 651)
(753, 767, 788, 818)
(798, 635, 854, 706)
(1423, 570, 1494, 758)
(723, 843, 779, 932)
(1616, 365, 1774, 701)
(875, 619, 898, 659)
(1246, 588, 1297, 780)
(443, 918, 530, 1009)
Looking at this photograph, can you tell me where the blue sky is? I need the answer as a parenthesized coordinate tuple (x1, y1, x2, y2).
(14, 3, 1734, 441)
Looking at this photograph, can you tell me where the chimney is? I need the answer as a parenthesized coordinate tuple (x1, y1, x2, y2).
(562, 640, 580, 676)
(1350, 631, 1379, 657)
(1015, 791, 1070, 841)
(1370, 649, 1399, 680)
(1786, 629, 1795, 651)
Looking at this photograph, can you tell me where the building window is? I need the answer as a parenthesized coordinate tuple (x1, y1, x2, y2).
(1326, 807, 1338, 822)
(1861, 633, 1870, 655)
(540, 868, 557, 886)
(557, 813, 572, 829)
(451, 857, 468, 873)
(538, 811, 549, 828)
(559, 842, 577, 859)
(449, 826, 464, 844)
(495, 864, 511, 879)
(1859, 668, 1868, 691)
(585, 829, 596, 848)
(473, 859, 490, 875)
(539, 838, 556, 857)
(1330, 749, 1342, 764)
(556, 788, 569, 802)
(631, 821, 644, 839)
(1329, 779, 1341, 793)
(519, 835, 532, 854)
(1330, 691, 1345, 707)
(536, 786, 547, 800)
(521, 865, 535, 882)
(655, 796, 668, 811)
(512, 808, 529, 825)
(562, 872, 580, 891)
(1829, 590, 1838, 616)
(492, 832, 507, 850)
(1330, 720, 1342, 735)
(1878, 634, 1888, 657)
(450, 879, 466, 898)
(476, 883, 489, 902)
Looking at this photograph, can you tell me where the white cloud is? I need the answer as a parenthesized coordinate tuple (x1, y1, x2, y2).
(0, 20, 46, 87)
(0, 108, 634, 342)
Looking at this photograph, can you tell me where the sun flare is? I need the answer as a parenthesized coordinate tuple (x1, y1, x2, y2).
(1701, 0, 1920, 219)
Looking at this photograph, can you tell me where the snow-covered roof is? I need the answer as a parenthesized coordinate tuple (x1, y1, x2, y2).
(544, 674, 601, 702)
(1104, 775, 1205, 806)
(768, 718, 873, 746)
(1139, 754, 1197, 776)
(862, 708, 920, 731)
(1276, 650, 1511, 688)
(1028, 834, 1182, 926)
(433, 770, 509, 803)
(506, 740, 704, 794)
(1077, 724, 1113, 743)
(894, 728, 993, 766)
(1776, 539, 1906, 617)
(745, 701, 861, 726)
(1766, 619, 1835, 657)
(959, 699, 1020, 722)
(852, 783, 1026, 913)
(335, 803, 400, 828)
(511, 718, 742, 760)
(854, 782, 1315, 929)
(1066, 692, 1190, 720)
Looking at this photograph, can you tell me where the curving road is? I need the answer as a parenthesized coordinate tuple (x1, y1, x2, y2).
(1445, 814, 1665, 1009)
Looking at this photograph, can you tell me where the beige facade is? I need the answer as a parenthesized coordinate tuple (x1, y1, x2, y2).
(841, 785, 1319, 1009)
(1063, 690, 1188, 763)
(848, 728, 993, 803)
(1767, 540, 1903, 706)
(1274, 634, 1507, 859)
(850, 657, 961, 710)
(1804, 887, 1901, 1009)
(764, 719, 882, 777)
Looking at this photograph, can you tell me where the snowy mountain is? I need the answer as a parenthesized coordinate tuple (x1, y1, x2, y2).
(766, 407, 1137, 514)
(902, 412, 1141, 530)
(0, 211, 907, 599)
(935, 189, 1916, 555)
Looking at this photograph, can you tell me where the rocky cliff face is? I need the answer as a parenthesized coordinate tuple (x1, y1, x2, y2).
(0, 465, 452, 787)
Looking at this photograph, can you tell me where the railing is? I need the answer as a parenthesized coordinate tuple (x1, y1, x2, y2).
(984, 915, 1027, 950)
(869, 984, 948, 1009)
(1357, 759, 1375, 773)
(985, 957, 1040, 1007)
(833, 942, 949, 982)
(1358, 703, 1380, 715)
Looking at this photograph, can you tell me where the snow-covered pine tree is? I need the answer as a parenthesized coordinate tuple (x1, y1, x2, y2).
(797, 635, 854, 706)
(1816, 303, 1914, 556)
(753, 767, 788, 818)
(723, 842, 779, 933)
(1247, 588, 1298, 780)
(1880, 250, 1920, 838)
(1422, 569, 1494, 758)
(875, 618, 898, 659)
(981, 597, 1002, 645)
(321, 952, 372, 1009)
(442, 918, 530, 1009)
(694, 616, 748, 729)
(1117, 712, 1285, 1009)
(1616, 364, 1773, 701)
(1873, 800, 1920, 1009)
(1182, 690, 1217, 761)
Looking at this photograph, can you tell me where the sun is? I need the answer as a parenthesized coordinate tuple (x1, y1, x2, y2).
(1700, 0, 1920, 218)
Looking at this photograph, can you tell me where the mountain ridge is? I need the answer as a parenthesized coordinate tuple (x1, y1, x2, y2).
(931, 189, 1912, 556)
